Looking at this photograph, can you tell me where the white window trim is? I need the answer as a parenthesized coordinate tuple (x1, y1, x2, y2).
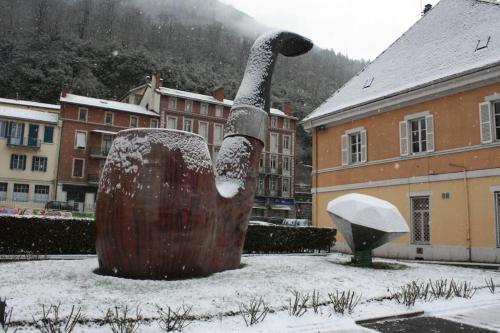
(184, 100, 193, 112)
(74, 130, 87, 149)
(198, 121, 209, 141)
(34, 185, 50, 202)
(342, 127, 367, 166)
(283, 135, 291, 155)
(400, 112, 434, 155)
(270, 132, 279, 153)
(78, 107, 88, 122)
(410, 196, 432, 245)
(72, 158, 85, 178)
(104, 111, 114, 125)
(32, 156, 48, 172)
(270, 154, 278, 171)
(166, 116, 178, 130)
(271, 116, 278, 128)
(150, 118, 159, 128)
(215, 105, 223, 118)
(213, 123, 224, 145)
(183, 117, 193, 132)
(130, 115, 139, 128)
(168, 97, 177, 110)
(404, 111, 430, 121)
(200, 102, 209, 115)
(13, 183, 29, 202)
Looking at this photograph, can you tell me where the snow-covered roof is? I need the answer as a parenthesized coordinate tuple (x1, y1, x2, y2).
(60, 94, 159, 117)
(159, 87, 296, 119)
(303, 0, 500, 124)
(0, 106, 59, 123)
(0, 97, 60, 110)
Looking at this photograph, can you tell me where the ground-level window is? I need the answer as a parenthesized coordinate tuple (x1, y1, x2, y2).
(0, 182, 7, 201)
(495, 192, 500, 248)
(72, 158, 85, 178)
(34, 185, 49, 202)
(13, 183, 29, 202)
(411, 196, 431, 244)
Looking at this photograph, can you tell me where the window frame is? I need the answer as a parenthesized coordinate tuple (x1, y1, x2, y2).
(282, 155, 290, 175)
(130, 115, 138, 128)
(12, 183, 29, 202)
(271, 116, 278, 128)
(215, 105, 223, 118)
(200, 102, 208, 115)
(34, 185, 50, 202)
(495, 191, 500, 248)
(32, 156, 48, 172)
(410, 196, 431, 245)
(282, 178, 290, 197)
(184, 100, 193, 112)
(283, 135, 291, 155)
(104, 111, 114, 125)
(78, 107, 88, 122)
(74, 130, 87, 149)
(0, 120, 8, 138)
(270, 132, 278, 153)
(183, 118, 193, 133)
(10, 154, 26, 170)
(270, 154, 278, 171)
(150, 118, 159, 128)
(0, 182, 7, 201)
(168, 97, 177, 110)
(409, 117, 427, 154)
(43, 126, 54, 143)
(166, 116, 177, 130)
(494, 101, 500, 141)
(213, 123, 223, 145)
(72, 158, 85, 178)
(198, 121, 209, 141)
(283, 118, 290, 129)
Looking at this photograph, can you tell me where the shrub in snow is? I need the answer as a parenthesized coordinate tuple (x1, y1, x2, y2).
(311, 290, 321, 314)
(105, 306, 142, 333)
(287, 290, 309, 317)
(327, 290, 361, 315)
(485, 278, 496, 294)
(0, 298, 17, 333)
(238, 297, 270, 326)
(156, 304, 192, 332)
(33, 304, 81, 333)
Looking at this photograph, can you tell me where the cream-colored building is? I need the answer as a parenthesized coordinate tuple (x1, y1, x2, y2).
(0, 98, 61, 209)
(302, 0, 500, 263)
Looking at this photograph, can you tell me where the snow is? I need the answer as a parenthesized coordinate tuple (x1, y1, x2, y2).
(327, 193, 409, 233)
(0, 106, 59, 123)
(60, 93, 159, 117)
(0, 97, 60, 110)
(1, 254, 499, 332)
(215, 136, 252, 198)
(303, 0, 500, 123)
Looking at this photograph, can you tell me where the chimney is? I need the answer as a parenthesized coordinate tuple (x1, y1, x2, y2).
(61, 83, 68, 97)
(212, 87, 224, 101)
(151, 74, 162, 90)
(422, 4, 432, 15)
(282, 101, 293, 116)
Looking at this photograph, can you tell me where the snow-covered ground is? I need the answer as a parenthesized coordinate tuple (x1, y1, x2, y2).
(1, 253, 499, 332)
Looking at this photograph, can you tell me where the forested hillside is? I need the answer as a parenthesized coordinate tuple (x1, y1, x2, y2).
(0, 0, 366, 164)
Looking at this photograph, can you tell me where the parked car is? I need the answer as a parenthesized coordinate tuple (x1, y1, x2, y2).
(282, 218, 311, 227)
(45, 201, 79, 211)
(248, 220, 275, 226)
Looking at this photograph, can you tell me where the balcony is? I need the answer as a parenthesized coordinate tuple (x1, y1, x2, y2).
(89, 147, 110, 158)
(87, 174, 100, 184)
(6, 136, 41, 149)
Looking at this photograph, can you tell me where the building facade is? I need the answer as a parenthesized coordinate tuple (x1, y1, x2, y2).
(302, 0, 500, 262)
(0, 98, 61, 209)
(124, 77, 298, 218)
(57, 92, 159, 211)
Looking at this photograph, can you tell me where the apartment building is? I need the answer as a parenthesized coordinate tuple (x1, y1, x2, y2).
(0, 98, 61, 209)
(57, 90, 159, 211)
(123, 77, 298, 218)
(302, 0, 500, 262)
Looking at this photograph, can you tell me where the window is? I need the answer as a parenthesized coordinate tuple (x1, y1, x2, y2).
(130, 115, 138, 128)
(43, 126, 54, 143)
(257, 175, 265, 194)
(283, 156, 290, 175)
(200, 103, 208, 115)
(0, 183, 7, 201)
(75, 131, 87, 149)
(184, 100, 193, 112)
(495, 102, 500, 141)
(168, 97, 177, 110)
(183, 118, 193, 132)
(166, 116, 177, 130)
(13, 184, 29, 202)
(271, 116, 277, 128)
(198, 121, 209, 141)
(10, 154, 26, 170)
(9, 122, 23, 145)
(150, 118, 158, 128)
(341, 129, 367, 166)
(104, 112, 114, 125)
(350, 132, 362, 164)
(215, 105, 223, 118)
(283, 135, 291, 155)
(270, 133, 278, 153)
(282, 178, 290, 197)
(78, 107, 88, 122)
(400, 114, 434, 156)
(214, 124, 223, 145)
(72, 158, 84, 178)
(270, 177, 277, 194)
(411, 197, 431, 245)
(102, 134, 113, 154)
(32, 156, 47, 172)
(495, 192, 500, 248)
(34, 185, 49, 202)
(259, 155, 264, 171)
(0, 120, 8, 137)
(270, 154, 277, 170)
(284, 118, 290, 129)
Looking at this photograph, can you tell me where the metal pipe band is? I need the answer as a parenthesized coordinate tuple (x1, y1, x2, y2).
(224, 105, 269, 144)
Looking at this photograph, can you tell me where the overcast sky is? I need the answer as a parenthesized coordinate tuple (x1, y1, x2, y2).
(220, 0, 441, 60)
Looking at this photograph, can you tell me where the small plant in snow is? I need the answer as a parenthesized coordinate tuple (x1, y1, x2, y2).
(156, 304, 192, 332)
(33, 303, 81, 333)
(105, 306, 142, 333)
(485, 278, 496, 294)
(449, 280, 476, 299)
(287, 290, 309, 317)
(238, 297, 270, 326)
(311, 290, 321, 314)
(327, 290, 361, 315)
(0, 298, 17, 333)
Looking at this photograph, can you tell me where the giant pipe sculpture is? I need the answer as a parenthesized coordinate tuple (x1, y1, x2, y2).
(95, 31, 313, 279)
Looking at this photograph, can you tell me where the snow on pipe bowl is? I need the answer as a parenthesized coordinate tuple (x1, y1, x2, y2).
(326, 193, 409, 252)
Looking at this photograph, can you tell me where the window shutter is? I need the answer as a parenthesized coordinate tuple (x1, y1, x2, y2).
(10, 155, 14, 169)
(425, 115, 435, 152)
(32, 157, 35, 171)
(341, 134, 348, 166)
(479, 102, 492, 143)
(360, 130, 367, 163)
(399, 121, 409, 156)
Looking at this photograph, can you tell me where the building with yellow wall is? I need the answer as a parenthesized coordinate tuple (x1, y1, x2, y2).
(0, 98, 61, 209)
(302, 0, 500, 263)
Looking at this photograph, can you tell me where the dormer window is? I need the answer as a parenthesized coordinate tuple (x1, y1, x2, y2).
(363, 77, 374, 89)
(475, 36, 491, 51)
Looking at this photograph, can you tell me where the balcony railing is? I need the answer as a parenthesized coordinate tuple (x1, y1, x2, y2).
(6, 136, 41, 149)
(87, 174, 100, 184)
(89, 147, 110, 158)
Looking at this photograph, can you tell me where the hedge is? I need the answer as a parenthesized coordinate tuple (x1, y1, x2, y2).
(0, 216, 336, 255)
